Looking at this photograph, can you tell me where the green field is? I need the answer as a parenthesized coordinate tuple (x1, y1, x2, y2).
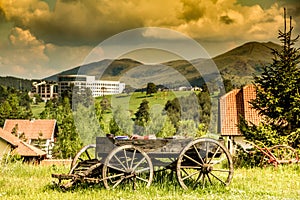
(100, 90, 196, 112)
(31, 102, 46, 118)
(31, 91, 197, 118)
(0, 162, 299, 200)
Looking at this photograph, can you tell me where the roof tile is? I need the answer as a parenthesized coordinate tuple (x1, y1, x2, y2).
(0, 128, 46, 157)
(3, 119, 56, 140)
(219, 84, 262, 136)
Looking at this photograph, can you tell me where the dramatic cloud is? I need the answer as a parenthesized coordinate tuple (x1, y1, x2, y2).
(0, 0, 299, 79)
(0, 0, 288, 45)
(0, 26, 91, 78)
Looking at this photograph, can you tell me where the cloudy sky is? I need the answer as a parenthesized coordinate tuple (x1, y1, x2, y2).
(0, 0, 299, 79)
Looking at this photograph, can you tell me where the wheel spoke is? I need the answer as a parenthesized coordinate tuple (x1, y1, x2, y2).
(130, 149, 136, 169)
(208, 146, 220, 164)
(106, 164, 126, 173)
(132, 157, 146, 171)
(193, 144, 204, 165)
(112, 177, 124, 189)
(135, 167, 150, 174)
(192, 172, 203, 189)
(105, 172, 125, 180)
(113, 155, 127, 170)
(85, 151, 91, 160)
(202, 172, 206, 188)
(183, 154, 202, 166)
(136, 176, 149, 183)
(210, 172, 227, 185)
(205, 141, 209, 162)
(181, 170, 200, 181)
(206, 173, 213, 185)
(123, 149, 129, 168)
(210, 156, 226, 166)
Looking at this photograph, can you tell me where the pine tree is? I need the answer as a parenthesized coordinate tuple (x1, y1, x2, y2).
(134, 99, 150, 127)
(250, 9, 300, 147)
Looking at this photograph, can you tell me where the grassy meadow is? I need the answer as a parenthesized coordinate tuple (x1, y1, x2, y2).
(0, 162, 299, 200)
(25, 91, 300, 199)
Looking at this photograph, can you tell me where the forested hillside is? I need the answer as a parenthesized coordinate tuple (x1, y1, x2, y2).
(0, 76, 32, 91)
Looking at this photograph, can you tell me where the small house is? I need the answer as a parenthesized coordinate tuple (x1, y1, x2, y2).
(0, 128, 47, 162)
(218, 85, 262, 153)
(3, 119, 57, 158)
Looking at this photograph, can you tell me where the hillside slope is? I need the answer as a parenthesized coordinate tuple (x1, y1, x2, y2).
(44, 41, 281, 87)
(213, 41, 281, 85)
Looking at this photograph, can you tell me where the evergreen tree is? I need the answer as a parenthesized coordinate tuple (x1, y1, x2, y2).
(164, 98, 181, 129)
(223, 78, 234, 93)
(134, 100, 150, 134)
(246, 10, 300, 147)
(0, 92, 32, 126)
(197, 90, 211, 132)
(134, 99, 150, 126)
(41, 97, 82, 158)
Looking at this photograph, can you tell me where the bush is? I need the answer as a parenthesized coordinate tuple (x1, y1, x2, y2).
(1, 153, 23, 165)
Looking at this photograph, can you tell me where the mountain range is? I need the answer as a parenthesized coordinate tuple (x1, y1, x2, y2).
(45, 41, 281, 88)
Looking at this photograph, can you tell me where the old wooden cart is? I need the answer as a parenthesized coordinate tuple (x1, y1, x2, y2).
(243, 140, 299, 167)
(52, 136, 234, 190)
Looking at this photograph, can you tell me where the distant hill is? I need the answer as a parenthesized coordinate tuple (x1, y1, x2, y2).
(44, 41, 281, 87)
(0, 76, 32, 91)
(214, 41, 281, 86)
(45, 59, 143, 82)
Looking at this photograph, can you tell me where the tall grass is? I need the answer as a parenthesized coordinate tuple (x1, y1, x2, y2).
(0, 162, 299, 200)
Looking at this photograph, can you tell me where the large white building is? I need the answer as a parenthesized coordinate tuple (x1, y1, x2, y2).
(58, 75, 125, 97)
(31, 81, 58, 101)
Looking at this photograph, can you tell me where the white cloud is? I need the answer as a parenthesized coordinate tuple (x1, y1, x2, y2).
(176, 2, 284, 42)
(0, 26, 92, 78)
(142, 27, 187, 40)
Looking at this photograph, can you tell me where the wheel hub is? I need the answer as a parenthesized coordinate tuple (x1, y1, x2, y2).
(201, 164, 213, 174)
(125, 168, 133, 174)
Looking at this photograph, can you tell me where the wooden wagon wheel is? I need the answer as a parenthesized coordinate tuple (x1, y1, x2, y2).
(69, 144, 97, 174)
(102, 145, 154, 190)
(176, 138, 234, 189)
(260, 145, 299, 167)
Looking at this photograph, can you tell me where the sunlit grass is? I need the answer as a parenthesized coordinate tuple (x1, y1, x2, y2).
(0, 162, 299, 200)
(31, 102, 45, 118)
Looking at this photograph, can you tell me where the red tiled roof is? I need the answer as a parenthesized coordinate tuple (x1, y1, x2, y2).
(14, 141, 47, 157)
(0, 128, 19, 146)
(219, 84, 263, 136)
(3, 119, 56, 140)
(0, 128, 46, 157)
(219, 89, 241, 136)
(242, 85, 262, 125)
